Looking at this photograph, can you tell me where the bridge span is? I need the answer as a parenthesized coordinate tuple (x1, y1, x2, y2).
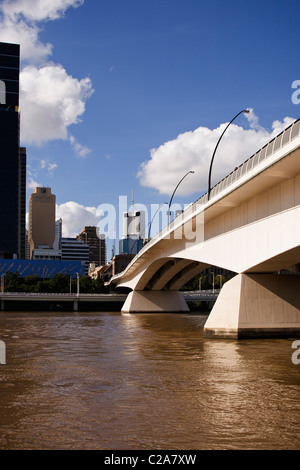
(108, 119, 300, 338)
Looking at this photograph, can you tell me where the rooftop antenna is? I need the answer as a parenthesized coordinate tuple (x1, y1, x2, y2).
(132, 188, 134, 213)
(112, 219, 116, 260)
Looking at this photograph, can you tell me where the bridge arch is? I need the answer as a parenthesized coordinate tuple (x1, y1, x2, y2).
(134, 257, 210, 291)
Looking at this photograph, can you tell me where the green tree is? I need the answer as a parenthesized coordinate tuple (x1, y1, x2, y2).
(93, 277, 107, 293)
(19, 274, 39, 292)
(78, 276, 93, 293)
(48, 274, 70, 293)
(3, 271, 20, 292)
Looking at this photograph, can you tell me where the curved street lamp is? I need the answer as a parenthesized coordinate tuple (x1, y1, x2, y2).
(168, 171, 195, 225)
(208, 109, 250, 200)
(75, 272, 80, 296)
(148, 201, 168, 239)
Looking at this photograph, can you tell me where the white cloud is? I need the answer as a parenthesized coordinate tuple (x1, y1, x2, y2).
(137, 110, 296, 196)
(26, 200, 105, 238)
(1, 0, 84, 23)
(0, 0, 84, 63)
(47, 162, 58, 173)
(69, 134, 92, 158)
(20, 64, 93, 145)
(26, 175, 41, 191)
(0, 16, 52, 63)
(56, 201, 103, 238)
(39, 159, 58, 174)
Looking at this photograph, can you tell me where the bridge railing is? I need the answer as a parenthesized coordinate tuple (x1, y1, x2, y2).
(147, 119, 300, 250)
(165, 119, 300, 230)
(198, 118, 300, 202)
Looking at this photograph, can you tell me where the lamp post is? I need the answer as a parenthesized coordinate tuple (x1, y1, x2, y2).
(148, 202, 168, 239)
(208, 109, 250, 200)
(167, 171, 194, 225)
(215, 274, 223, 289)
(76, 272, 80, 296)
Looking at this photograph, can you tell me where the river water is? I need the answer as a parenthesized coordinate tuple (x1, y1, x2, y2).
(0, 310, 299, 450)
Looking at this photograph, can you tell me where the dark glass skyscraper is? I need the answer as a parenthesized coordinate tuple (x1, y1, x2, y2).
(0, 42, 25, 259)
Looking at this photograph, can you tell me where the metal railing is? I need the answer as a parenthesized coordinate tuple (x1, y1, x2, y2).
(200, 118, 300, 202)
(156, 119, 300, 238)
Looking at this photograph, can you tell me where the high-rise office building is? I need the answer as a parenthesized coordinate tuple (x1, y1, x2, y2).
(0, 41, 26, 259)
(61, 238, 89, 275)
(123, 210, 145, 240)
(28, 187, 56, 259)
(120, 210, 145, 255)
(77, 226, 107, 267)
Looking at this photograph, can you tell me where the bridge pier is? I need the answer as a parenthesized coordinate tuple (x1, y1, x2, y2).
(121, 290, 189, 314)
(204, 273, 300, 338)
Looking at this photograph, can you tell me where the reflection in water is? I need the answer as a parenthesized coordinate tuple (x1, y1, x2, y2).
(0, 311, 299, 450)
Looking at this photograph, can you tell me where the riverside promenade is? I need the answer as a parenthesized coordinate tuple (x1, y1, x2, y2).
(0, 291, 219, 312)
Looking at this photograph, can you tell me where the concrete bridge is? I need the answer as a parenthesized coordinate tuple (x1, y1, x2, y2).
(108, 119, 300, 338)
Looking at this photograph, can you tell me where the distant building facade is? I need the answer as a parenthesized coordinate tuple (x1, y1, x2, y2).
(61, 238, 89, 275)
(28, 187, 56, 259)
(123, 210, 145, 239)
(119, 210, 145, 255)
(119, 238, 143, 255)
(77, 226, 107, 267)
(112, 254, 135, 276)
(0, 259, 85, 279)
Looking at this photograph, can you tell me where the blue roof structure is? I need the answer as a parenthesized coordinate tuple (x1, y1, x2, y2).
(0, 259, 85, 278)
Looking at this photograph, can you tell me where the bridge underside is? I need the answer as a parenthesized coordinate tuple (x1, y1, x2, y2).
(118, 244, 300, 337)
(121, 257, 208, 314)
(121, 271, 300, 339)
(118, 246, 300, 337)
(135, 258, 210, 291)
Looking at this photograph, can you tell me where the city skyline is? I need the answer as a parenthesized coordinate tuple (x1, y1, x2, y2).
(0, 0, 299, 258)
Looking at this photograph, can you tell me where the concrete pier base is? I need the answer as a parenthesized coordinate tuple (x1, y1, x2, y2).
(121, 290, 190, 314)
(204, 273, 300, 338)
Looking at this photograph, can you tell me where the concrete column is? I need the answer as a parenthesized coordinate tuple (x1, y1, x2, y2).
(73, 300, 78, 312)
(121, 290, 190, 314)
(1, 299, 4, 311)
(204, 273, 300, 339)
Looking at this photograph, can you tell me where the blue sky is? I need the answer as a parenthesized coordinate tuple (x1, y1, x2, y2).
(0, 0, 299, 259)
